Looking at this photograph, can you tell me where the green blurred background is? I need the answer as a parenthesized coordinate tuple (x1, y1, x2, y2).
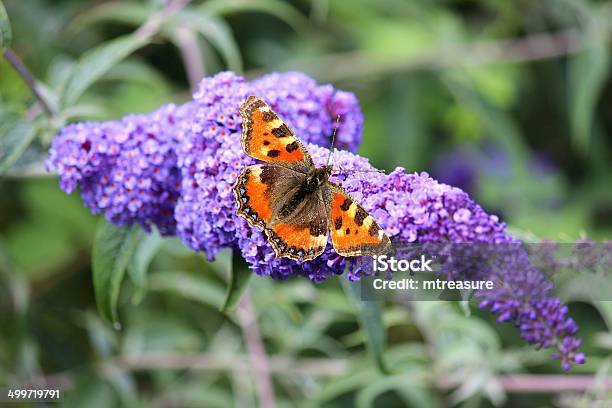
(1, 0, 611, 406)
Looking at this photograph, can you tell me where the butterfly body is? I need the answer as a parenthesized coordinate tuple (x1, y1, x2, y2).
(234, 96, 391, 261)
(276, 165, 331, 218)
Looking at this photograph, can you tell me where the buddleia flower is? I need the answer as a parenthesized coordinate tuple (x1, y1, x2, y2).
(46, 103, 194, 235)
(47, 71, 585, 370)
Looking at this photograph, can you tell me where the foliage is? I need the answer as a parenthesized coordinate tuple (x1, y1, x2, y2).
(1, 0, 611, 406)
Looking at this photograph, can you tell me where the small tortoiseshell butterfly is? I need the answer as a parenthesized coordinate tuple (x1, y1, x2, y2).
(233, 96, 392, 261)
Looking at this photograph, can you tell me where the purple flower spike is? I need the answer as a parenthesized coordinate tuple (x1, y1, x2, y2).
(47, 71, 584, 371)
(46, 103, 195, 235)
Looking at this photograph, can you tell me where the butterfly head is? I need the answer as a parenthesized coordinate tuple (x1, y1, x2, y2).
(305, 165, 332, 192)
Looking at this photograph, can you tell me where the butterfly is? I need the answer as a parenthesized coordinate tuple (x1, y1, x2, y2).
(233, 96, 392, 262)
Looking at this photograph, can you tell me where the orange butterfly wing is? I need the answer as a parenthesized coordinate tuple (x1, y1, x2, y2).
(265, 221, 328, 261)
(234, 164, 275, 229)
(234, 163, 328, 261)
(327, 183, 392, 257)
(240, 96, 313, 172)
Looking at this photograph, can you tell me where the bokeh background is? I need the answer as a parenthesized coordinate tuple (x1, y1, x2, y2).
(1, 0, 611, 407)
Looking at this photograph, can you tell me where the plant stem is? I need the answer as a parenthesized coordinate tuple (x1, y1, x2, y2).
(173, 26, 205, 90)
(23, 358, 612, 394)
(290, 28, 594, 82)
(236, 291, 276, 408)
(114, 353, 348, 376)
(439, 374, 612, 393)
(3, 48, 53, 118)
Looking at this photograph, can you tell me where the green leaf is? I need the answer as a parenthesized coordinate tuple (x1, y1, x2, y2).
(60, 34, 150, 108)
(81, 311, 118, 357)
(127, 230, 164, 304)
(386, 74, 426, 170)
(0, 112, 38, 175)
(314, 370, 379, 403)
(200, 0, 309, 33)
(92, 220, 142, 327)
(557, 272, 612, 307)
(5, 179, 96, 279)
(171, 10, 243, 73)
(356, 373, 435, 408)
(342, 280, 389, 374)
(60, 103, 109, 122)
(103, 60, 169, 86)
(0, 0, 11, 50)
(149, 270, 226, 310)
(68, 2, 155, 32)
(594, 301, 612, 331)
(568, 39, 609, 155)
(70, 3, 242, 73)
(61, 373, 117, 408)
(220, 250, 252, 312)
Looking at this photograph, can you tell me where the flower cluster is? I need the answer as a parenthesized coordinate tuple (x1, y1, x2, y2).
(175, 72, 362, 260)
(467, 244, 586, 371)
(46, 103, 194, 234)
(47, 71, 584, 370)
(481, 295, 584, 371)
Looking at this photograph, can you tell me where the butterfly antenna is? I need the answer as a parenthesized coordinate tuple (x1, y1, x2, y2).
(326, 114, 341, 167)
(332, 167, 386, 174)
